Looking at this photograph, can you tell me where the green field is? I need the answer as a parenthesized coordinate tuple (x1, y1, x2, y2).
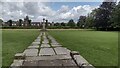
(48, 30, 118, 66)
(2, 29, 118, 67)
(2, 29, 40, 66)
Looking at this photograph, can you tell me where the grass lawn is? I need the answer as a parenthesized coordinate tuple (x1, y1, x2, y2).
(2, 29, 40, 67)
(48, 30, 118, 66)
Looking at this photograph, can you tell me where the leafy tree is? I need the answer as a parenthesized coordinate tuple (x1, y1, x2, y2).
(110, 2, 120, 28)
(77, 16, 86, 28)
(61, 22, 66, 26)
(54, 22, 60, 26)
(8, 19, 12, 26)
(85, 14, 95, 28)
(76, 21, 80, 28)
(94, 2, 116, 30)
(85, 9, 98, 28)
(67, 19, 75, 28)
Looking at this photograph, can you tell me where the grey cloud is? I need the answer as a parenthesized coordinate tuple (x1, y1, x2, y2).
(57, 5, 69, 14)
(1, 2, 97, 22)
(23, 2, 39, 15)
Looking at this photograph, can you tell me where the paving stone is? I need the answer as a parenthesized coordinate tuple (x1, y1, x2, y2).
(27, 46, 39, 49)
(41, 44, 51, 48)
(51, 44, 62, 47)
(34, 39, 41, 42)
(43, 36, 47, 39)
(51, 41, 59, 45)
(14, 53, 25, 59)
(42, 39, 49, 44)
(10, 60, 23, 68)
(38, 59, 77, 67)
(38, 60, 62, 66)
(51, 40, 57, 43)
(37, 37, 41, 39)
(23, 60, 78, 68)
(44, 38, 48, 40)
(39, 48, 55, 56)
(73, 55, 89, 66)
(70, 51, 79, 58)
(54, 47, 71, 55)
(24, 49, 38, 56)
(32, 42, 40, 45)
(80, 64, 94, 68)
(26, 55, 72, 60)
(60, 59, 77, 66)
(22, 60, 38, 67)
(31, 44, 39, 46)
(70, 51, 79, 55)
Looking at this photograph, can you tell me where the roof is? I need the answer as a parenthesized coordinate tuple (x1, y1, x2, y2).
(31, 22, 41, 24)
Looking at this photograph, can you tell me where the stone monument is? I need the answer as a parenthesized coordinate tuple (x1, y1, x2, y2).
(42, 18, 46, 31)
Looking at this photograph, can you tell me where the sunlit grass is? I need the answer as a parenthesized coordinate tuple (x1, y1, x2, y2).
(48, 30, 118, 66)
(2, 29, 39, 66)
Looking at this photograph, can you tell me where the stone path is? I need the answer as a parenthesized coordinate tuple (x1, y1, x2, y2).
(10, 32, 94, 68)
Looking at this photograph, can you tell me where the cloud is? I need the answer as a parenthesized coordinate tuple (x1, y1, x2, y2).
(0, 0, 106, 2)
(57, 5, 69, 13)
(54, 5, 97, 22)
(0, 2, 98, 22)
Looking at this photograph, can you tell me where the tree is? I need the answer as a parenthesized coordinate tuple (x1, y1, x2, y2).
(19, 19, 22, 26)
(54, 22, 60, 26)
(110, 1, 120, 28)
(67, 19, 75, 28)
(77, 16, 86, 28)
(94, 2, 116, 30)
(85, 14, 94, 28)
(8, 19, 12, 26)
(85, 9, 97, 28)
(61, 22, 66, 26)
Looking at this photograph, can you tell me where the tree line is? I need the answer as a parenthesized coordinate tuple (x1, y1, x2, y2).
(0, 1, 119, 30)
(83, 1, 120, 30)
(52, 1, 120, 31)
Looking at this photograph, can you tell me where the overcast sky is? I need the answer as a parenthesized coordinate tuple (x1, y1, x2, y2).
(0, 0, 119, 22)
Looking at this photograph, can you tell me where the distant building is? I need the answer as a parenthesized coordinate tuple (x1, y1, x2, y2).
(2, 16, 53, 27)
(23, 16, 30, 26)
(31, 22, 41, 26)
(12, 21, 18, 26)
